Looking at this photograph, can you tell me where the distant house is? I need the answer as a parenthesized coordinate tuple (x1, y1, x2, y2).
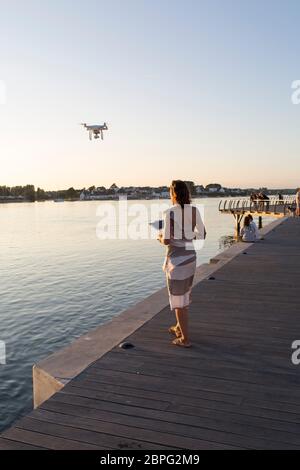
(195, 185, 205, 194)
(80, 190, 90, 200)
(205, 183, 222, 193)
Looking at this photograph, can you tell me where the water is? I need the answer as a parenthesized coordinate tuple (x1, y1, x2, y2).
(0, 197, 257, 431)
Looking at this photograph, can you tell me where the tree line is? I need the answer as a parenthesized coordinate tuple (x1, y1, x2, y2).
(0, 185, 36, 201)
(0, 185, 79, 202)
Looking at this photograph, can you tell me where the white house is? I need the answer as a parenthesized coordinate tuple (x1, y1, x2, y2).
(80, 191, 90, 200)
(195, 185, 205, 194)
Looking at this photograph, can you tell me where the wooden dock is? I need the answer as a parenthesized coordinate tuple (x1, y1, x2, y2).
(219, 197, 296, 216)
(219, 197, 296, 235)
(1, 217, 300, 450)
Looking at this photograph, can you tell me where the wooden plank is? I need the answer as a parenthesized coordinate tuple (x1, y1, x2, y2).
(23, 410, 182, 450)
(66, 380, 300, 425)
(39, 396, 297, 450)
(16, 416, 169, 450)
(36, 404, 236, 450)
(42, 392, 300, 449)
(62, 382, 300, 434)
(61, 383, 171, 411)
(89, 354, 300, 388)
(2, 427, 105, 450)
(0, 438, 45, 450)
(81, 365, 300, 403)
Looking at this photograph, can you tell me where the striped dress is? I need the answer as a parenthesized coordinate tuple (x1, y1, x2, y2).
(162, 204, 205, 310)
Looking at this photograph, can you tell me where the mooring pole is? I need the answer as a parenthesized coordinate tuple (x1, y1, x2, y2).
(236, 216, 240, 238)
(258, 216, 263, 229)
(234, 214, 244, 239)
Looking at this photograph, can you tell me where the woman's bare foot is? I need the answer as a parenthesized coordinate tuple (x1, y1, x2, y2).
(168, 325, 181, 338)
(172, 337, 192, 348)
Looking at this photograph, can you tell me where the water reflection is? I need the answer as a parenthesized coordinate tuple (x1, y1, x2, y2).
(219, 234, 236, 250)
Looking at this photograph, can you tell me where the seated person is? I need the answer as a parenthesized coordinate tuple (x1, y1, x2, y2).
(240, 216, 257, 242)
(248, 214, 260, 240)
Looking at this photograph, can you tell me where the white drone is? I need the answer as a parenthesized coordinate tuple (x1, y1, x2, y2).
(81, 122, 108, 140)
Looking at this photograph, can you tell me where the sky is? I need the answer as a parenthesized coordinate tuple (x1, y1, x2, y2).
(1, 0, 300, 190)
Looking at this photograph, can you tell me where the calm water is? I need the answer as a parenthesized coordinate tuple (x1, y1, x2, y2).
(0, 197, 258, 431)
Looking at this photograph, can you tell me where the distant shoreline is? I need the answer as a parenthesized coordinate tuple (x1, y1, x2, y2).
(0, 194, 244, 204)
(1, 183, 297, 205)
(0, 199, 29, 204)
(0, 192, 295, 205)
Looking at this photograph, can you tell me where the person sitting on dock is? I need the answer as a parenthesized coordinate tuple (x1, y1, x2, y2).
(263, 193, 270, 211)
(258, 192, 270, 212)
(240, 215, 257, 242)
(248, 214, 260, 240)
(250, 192, 259, 211)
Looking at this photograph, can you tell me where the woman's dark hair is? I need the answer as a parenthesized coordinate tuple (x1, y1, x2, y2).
(244, 215, 250, 227)
(248, 214, 253, 221)
(170, 180, 191, 208)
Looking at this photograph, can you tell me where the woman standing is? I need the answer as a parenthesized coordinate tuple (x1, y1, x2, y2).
(296, 188, 300, 216)
(158, 180, 206, 348)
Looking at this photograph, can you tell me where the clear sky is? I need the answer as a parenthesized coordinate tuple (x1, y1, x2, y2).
(1, 0, 300, 190)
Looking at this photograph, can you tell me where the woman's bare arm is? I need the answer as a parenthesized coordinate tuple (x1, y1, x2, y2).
(192, 206, 206, 239)
(158, 212, 174, 245)
(158, 232, 170, 245)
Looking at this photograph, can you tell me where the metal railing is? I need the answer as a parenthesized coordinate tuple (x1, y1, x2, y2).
(219, 197, 296, 216)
